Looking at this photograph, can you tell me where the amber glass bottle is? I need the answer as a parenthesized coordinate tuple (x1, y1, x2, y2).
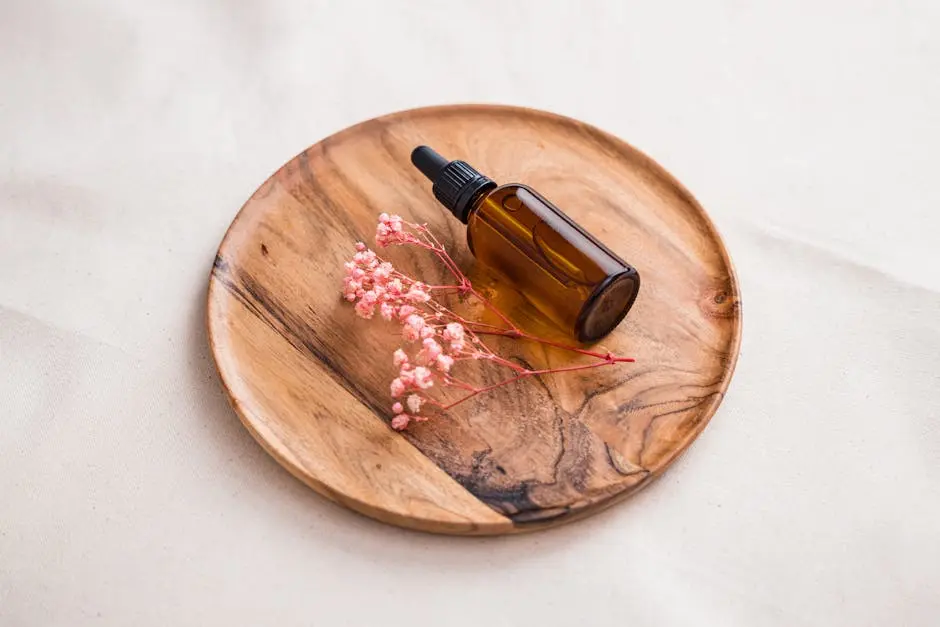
(411, 146, 640, 342)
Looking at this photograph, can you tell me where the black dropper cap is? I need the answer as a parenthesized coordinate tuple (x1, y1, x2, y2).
(411, 146, 496, 223)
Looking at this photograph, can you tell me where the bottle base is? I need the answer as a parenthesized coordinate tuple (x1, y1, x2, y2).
(575, 268, 641, 343)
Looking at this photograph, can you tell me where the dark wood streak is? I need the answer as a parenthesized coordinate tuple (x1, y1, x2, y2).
(213, 257, 388, 419)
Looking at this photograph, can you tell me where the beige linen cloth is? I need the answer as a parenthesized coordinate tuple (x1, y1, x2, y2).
(2, 1, 938, 625)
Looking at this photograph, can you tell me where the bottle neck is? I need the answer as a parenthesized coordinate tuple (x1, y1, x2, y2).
(454, 180, 497, 224)
(411, 147, 496, 223)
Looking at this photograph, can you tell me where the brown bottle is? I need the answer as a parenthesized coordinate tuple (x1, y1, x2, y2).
(411, 146, 640, 343)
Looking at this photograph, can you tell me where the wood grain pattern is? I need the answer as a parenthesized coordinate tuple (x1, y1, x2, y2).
(207, 105, 742, 534)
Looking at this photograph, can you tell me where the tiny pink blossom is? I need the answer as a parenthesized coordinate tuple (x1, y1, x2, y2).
(355, 242, 367, 252)
(419, 325, 436, 339)
(422, 338, 443, 361)
(390, 378, 406, 397)
(406, 394, 423, 414)
(405, 281, 431, 303)
(392, 349, 409, 367)
(413, 366, 434, 390)
(373, 263, 393, 283)
(398, 367, 415, 386)
(391, 414, 410, 430)
(450, 339, 465, 353)
(435, 354, 454, 372)
(443, 322, 465, 342)
(398, 305, 417, 320)
(380, 302, 395, 321)
(392, 402, 403, 414)
(354, 299, 375, 319)
(402, 314, 426, 342)
(376, 214, 409, 247)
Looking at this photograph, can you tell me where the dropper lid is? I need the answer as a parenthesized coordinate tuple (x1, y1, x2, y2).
(411, 146, 496, 223)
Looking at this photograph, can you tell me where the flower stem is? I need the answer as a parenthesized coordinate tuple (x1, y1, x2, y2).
(438, 359, 622, 410)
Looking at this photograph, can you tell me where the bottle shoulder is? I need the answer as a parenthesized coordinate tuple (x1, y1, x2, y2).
(492, 182, 534, 194)
(472, 182, 537, 213)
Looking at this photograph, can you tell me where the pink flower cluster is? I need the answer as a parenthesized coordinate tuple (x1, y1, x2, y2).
(342, 243, 431, 321)
(385, 319, 468, 430)
(375, 213, 416, 247)
(342, 218, 475, 430)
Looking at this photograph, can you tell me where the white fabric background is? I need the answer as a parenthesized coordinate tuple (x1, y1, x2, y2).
(2, 1, 938, 625)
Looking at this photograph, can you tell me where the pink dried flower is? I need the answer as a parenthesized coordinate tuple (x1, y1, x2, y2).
(398, 367, 415, 386)
(413, 366, 434, 390)
(352, 250, 376, 266)
(402, 314, 426, 341)
(376, 213, 408, 247)
(435, 354, 454, 372)
(380, 302, 396, 321)
(373, 262, 393, 283)
(406, 394, 423, 414)
(392, 402, 403, 414)
(442, 322, 467, 352)
(406, 286, 431, 303)
(390, 378, 406, 398)
(391, 414, 410, 430)
(397, 304, 417, 320)
(419, 325, 436, 339)
(443, 322, 465, 342)
(422, 338, 443, 361)
(354, 295, 376, 319)
(355, 242, 367, 252)
(392, 349, 409, 367)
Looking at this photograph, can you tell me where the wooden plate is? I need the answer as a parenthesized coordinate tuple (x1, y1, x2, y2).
(207, 105, 742, 535)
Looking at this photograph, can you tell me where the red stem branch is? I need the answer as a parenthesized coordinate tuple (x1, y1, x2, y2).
(437, 360, 622, 410)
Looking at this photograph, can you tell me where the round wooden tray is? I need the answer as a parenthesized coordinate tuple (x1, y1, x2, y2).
(207, 105, 742, 535)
